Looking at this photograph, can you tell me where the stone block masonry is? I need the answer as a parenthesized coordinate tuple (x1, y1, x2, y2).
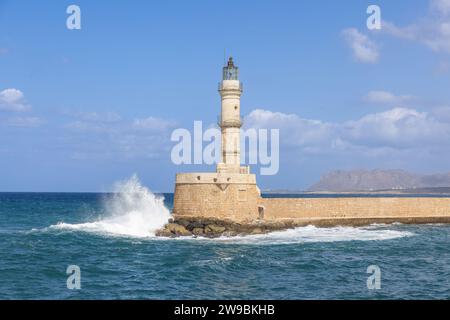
(173, 180, 450, 224)
(258, 197, 450, 224)
(173, 173, 260, 222)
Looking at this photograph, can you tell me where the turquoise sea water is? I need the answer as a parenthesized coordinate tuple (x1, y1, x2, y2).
(1, 190, 450, 300)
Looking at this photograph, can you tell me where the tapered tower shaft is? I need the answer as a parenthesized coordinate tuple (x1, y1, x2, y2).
(217, 57, 243, 174)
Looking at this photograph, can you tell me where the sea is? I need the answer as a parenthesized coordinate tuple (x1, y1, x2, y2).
(1, 176, 449, 300)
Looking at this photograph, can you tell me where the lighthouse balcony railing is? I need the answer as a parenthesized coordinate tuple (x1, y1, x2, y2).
(218, 82, 243, 92)
(217, 116, 244, 128)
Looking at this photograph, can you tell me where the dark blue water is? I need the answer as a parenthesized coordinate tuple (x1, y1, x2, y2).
(0, 192, 449, 300)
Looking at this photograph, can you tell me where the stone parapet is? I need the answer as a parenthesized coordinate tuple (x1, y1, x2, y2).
(175, 172, 256, 185)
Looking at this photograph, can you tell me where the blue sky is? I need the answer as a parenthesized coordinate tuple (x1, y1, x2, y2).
(1, 0, 450, 192)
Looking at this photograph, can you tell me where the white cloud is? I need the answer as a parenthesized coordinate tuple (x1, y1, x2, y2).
(364, 90, 415, 105)
(244, 107, 450, 154)
(64, 121, 112, 133)
(384, 20, 450, 54)
(245, 109, 336, 148)
(431, 0, 450, 16)
(62, 109, 122, 123)
(4, 116, 45, 127)
(435, 60, 450, 73)
(383, 1, 450, 54)
(342, 28, 379, 63)
(343, 107, 449, 148)
(132, 116, 177, 131)
(65, 113, 176, 133)
(342, 1, 450, 60)
(432, 105, 450, 121)
(62, 112, 177, 160)
(0, 88, 30, 112)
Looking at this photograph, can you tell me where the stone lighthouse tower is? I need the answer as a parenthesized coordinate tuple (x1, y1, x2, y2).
(172, 57, 260, 222)
(217, 57, 244, 174)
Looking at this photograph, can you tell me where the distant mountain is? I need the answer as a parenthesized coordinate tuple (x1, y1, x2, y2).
(308, 169, 450, 192)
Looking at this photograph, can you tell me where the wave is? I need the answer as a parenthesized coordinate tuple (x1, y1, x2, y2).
(184, 225, 415, 245)
(48, 175, 171, 238)
(43, 175, 414, 243)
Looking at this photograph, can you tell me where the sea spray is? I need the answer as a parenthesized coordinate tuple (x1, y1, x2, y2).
(46, 176, 414, 242)
(185, 225, 414, 245)
(51, 174, 171, 237)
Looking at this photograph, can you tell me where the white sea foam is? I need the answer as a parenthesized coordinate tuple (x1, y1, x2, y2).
(46, 175, 414, 243)
(185, 225, 415, 245)
(49, 174, 171, 238)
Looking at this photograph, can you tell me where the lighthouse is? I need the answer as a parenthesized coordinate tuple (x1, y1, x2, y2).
(217, 57, 247, 175)
(172, 57, 259, 222)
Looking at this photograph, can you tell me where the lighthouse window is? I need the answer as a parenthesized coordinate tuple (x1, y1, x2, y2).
(234, 106, 238, 110)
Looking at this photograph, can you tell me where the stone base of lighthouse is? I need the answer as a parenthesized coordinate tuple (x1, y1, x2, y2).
(156, 171, 271, 238)
(172, 172, 261, 223)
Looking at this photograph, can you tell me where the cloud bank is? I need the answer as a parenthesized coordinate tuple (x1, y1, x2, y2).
(245, 105, 450, 155)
